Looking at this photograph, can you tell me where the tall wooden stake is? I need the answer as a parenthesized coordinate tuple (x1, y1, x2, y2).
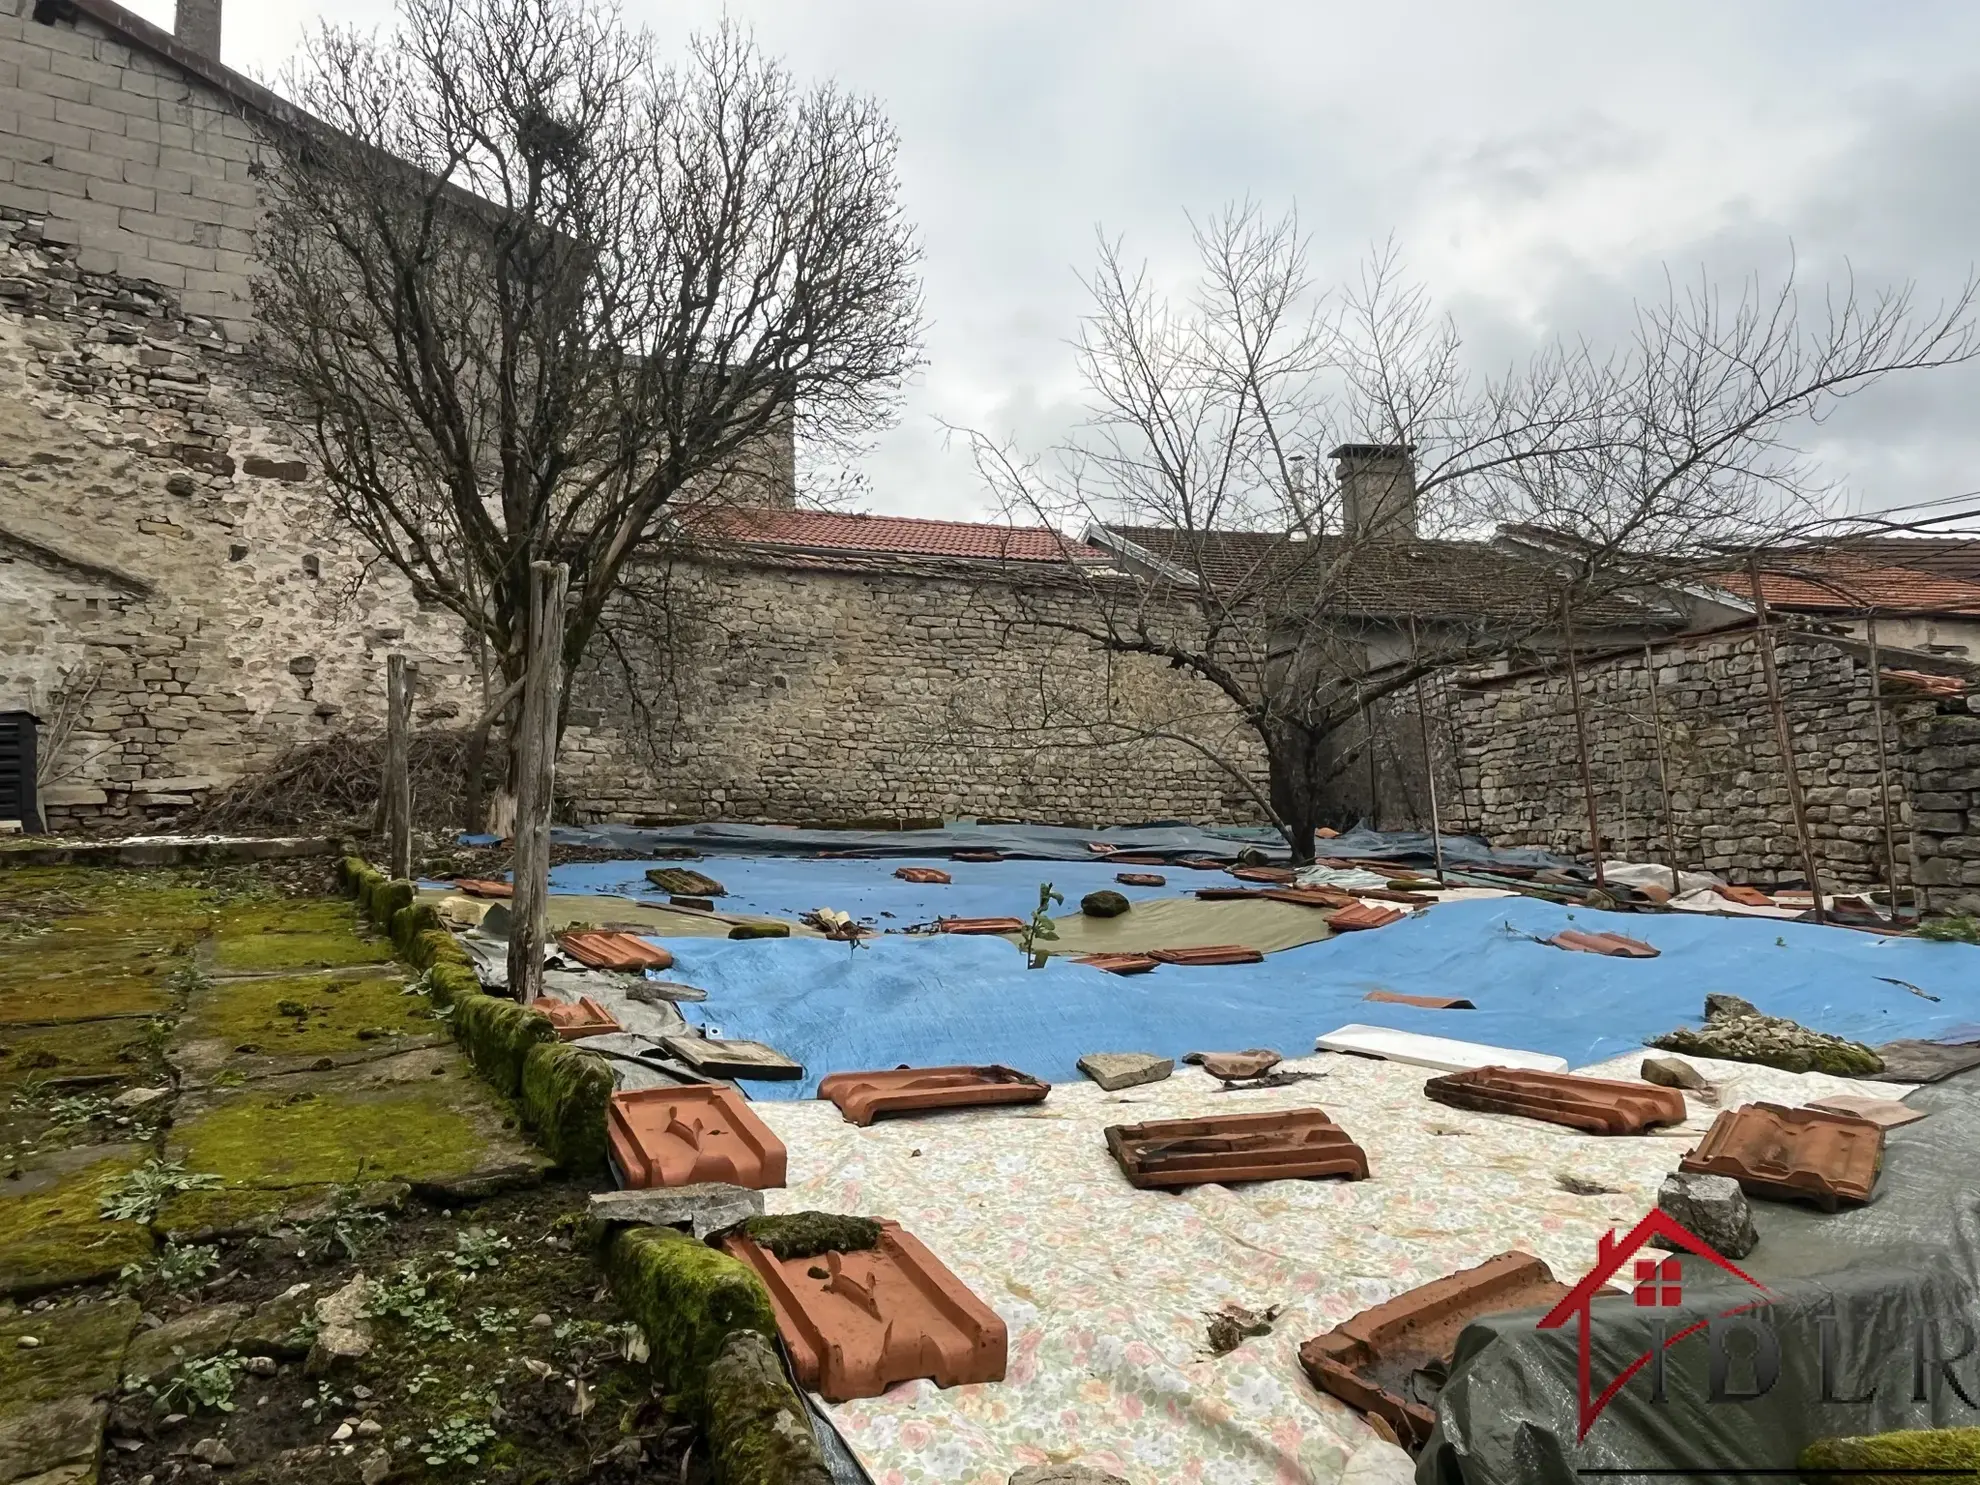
(1561, 605, 1606, 888)
(384, 653, 414, 881)
(508, 562, 568, 1004)
(1642, 645, 1681, 896)
(1864, 611, 1906, 923)
(1363, 704, 1380, 829)
(1748, 557, 1825, 924)
(1413, 673, 1448, 887)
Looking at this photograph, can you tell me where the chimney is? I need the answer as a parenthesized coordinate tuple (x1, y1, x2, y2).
(1331, 443, 1417, 542)
(175, 0, 222, 60)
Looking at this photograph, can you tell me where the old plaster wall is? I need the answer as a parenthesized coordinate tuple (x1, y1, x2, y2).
(560, 556, 1272, 828)
(1452, 629, 1938, 889)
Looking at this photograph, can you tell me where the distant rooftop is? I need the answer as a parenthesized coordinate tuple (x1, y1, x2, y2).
(1714, 552, 1980, 616)
(689, 507, 1106, 565)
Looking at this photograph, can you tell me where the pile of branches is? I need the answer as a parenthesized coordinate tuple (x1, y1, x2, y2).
(184, 727, 500, 835)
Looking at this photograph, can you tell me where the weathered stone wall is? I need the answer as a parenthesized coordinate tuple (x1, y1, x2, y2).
(1453, 630, 1937, 888)
(1902, 701, 1980, 917)
(560, 556, 1272, 827)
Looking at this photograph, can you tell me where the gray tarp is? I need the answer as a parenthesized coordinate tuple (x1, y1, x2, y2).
(1419, 1071, 1980, 1482)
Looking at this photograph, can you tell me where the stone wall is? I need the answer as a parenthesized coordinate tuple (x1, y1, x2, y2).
(1903, 700, 1980, 917)
(560, 555, 1272, 828)
(1453, 629, 1938, 889)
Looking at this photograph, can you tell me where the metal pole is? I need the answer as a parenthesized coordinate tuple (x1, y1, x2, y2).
(1561, 603, 1606, 889)
(507, 562, 569, 1003)
(1747, 556, 1825, 924)
(384, 653, 413, 881)
(1864, 611, 1907, 924)
(1642, 645, 1682, 896)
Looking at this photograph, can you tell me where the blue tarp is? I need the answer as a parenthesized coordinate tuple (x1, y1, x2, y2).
(547, 820, 1569, 870)
(550, 855, 1205, 926)
(627, 896, 1980, 1098)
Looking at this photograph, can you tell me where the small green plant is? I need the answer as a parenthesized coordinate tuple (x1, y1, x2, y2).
(44, 1093, 113, 1127)
(274, 998, 311, 1022)
(422, 1413, 499, 1469)
(147, 1349, 247, 1414)
(98, 1160, 222, 1223)
(1020, 882, 1063, 969)
(297, 1188, 391, 1263)
(448, 1227, 511, 1273)
(473, 1306, 520, 1336)
(367, 1262, 459, 1339)
(402, 968, 436, 998)
(119, 1242, 221, 1294)
(166, 965, 211, 995)
(307, 1380, 345, 1423)
(402, 1365, 440, 1398)
(1917, 915, 1980, 945)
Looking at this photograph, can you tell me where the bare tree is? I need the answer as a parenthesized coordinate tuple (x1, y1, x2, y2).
(965, 204, 1978, 861)
(254, 0, 924, 826)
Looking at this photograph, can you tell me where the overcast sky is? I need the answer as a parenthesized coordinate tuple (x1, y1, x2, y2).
(130, 0, 1980, 526)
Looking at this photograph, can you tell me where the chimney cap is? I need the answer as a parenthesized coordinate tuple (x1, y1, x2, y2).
(1329, 442, 1415, 461)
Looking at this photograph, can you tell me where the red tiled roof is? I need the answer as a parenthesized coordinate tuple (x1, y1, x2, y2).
(1714, 554, 1980, 615)
(692, 507, 1104, 564)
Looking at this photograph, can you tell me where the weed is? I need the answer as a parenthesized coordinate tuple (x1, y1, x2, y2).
(306, 1381, 344, 1423)
(422, 1412, 498, 1468)
(1918, 915, 1980, 945)
(1020, 882, 1063, 969)
(403, 969, 435, 997)
(44, 1093, 113, 1127)
(403, 1365, 440, 1398)
(474, 1306, 520, 1336)
(119, 1242, 221, 1293)
(166, 965, 211, 995)
(274, 998, 311, 1021)
(449, 1227, 511, 1273)
(296, 1188, 391, 1263)
(98, 1160, 222, 1223)
(367, 1262, 459, 1339)
(147, 1349, 246, 1414)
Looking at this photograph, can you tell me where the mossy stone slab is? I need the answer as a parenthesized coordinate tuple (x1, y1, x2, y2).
(0, 1145, 155, 1297)
(174, 969, 441, 1078)
(0, 1022, 153, 1094)
(207, 899, 394, 975)
(0, 927, 182, 1026)
(0, 1299, 138, 1414)
(159, 1049, 549, 1235)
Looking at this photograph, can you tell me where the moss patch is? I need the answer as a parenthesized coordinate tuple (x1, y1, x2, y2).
(0, 1020, 153, 1093)
(607, 1224, 778, 1419)
(0, 1146, 155, 1295)
(519, 1042, 611, 1175)
(161, 1064, 529, 1233)
(209, 898, 393, 974)
(741, 1211, 882, 1261)
(181, 969, 424, 1067)
(0, 1298, 139, 1412)
(704, 1330, 832, 1485)
(451, 992, 555, 1097)
(1800, 1426, 1980, 1481)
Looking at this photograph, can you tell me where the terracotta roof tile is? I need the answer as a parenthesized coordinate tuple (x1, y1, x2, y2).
(1715, 553, 1980, 615)
(693, 507, 1105, 564)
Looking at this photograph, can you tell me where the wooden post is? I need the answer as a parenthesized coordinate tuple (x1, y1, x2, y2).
(1413, 673, 1448, 887)
(1642, 645, 1682, 897)
(1363, 703, 1380, 829)
(507, 562, 569, 1004)
(1748, 556, 1825, 924)
(384, 653, 414, 881)
(1865, 611, 1906, 923)
(1561, 604, 1606, 888)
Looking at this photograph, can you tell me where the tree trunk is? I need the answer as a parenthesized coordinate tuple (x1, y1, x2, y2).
(1263, 721, 1330, 865)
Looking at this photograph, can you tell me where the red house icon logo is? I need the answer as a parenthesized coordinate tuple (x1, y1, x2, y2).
(1537, 1209, 1774, 1440)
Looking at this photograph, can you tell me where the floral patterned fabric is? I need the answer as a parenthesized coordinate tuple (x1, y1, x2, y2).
(752, 1051, 1910, 1484)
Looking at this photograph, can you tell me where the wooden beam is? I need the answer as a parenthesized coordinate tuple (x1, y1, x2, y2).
(384, 653, 413, 881)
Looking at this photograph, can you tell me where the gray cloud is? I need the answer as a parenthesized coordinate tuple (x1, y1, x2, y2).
(157, 0, 1980, 524)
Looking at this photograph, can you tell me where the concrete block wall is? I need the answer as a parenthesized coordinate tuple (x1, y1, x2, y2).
(0, 0, 259, 341)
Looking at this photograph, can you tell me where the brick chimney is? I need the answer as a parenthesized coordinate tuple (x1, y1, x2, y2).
(1332, 443, 1418, 542)
(175, 0, 222, 60)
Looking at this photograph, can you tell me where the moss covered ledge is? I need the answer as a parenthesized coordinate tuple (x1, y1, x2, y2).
(605, 1224, 829, 1485)
(1800, 1426, 1980, 1480)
